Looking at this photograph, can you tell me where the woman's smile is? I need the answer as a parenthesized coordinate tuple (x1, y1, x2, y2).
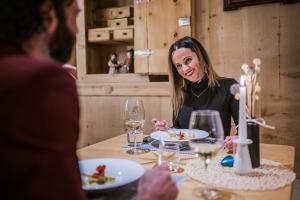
(184, 68, 194, 77)
(172, 48, 204, 82)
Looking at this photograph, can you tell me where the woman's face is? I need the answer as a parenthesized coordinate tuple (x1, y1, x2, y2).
(172, 48, 204, 82)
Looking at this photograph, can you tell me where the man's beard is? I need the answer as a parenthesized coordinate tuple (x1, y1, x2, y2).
(49, 21, 75, 63)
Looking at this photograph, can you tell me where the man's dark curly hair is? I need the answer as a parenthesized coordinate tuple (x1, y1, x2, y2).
(0, 0, 74, 46)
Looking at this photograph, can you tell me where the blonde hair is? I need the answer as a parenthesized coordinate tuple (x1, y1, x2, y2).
(168, 36, 220, 119)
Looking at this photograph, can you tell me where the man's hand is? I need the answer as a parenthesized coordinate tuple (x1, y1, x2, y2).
(137, 164, 178, 200)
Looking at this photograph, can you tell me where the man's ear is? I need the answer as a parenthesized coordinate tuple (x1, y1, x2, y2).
(40, 1, 58, 34)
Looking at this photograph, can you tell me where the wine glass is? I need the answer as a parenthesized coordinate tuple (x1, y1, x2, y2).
(158, 141, 180, 172)
(124, 99, 148, 154)
(188, 110, 224, 200)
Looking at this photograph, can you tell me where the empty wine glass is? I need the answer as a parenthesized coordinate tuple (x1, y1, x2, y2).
(158, 141, 180, 172)
(124, 99, 148, 154)
(188, 110, 224, 200)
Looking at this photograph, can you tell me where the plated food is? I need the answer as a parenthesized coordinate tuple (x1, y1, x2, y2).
(79, 158, 145, 191)
(150, 129, 209, 142)
(82, 165, 116, 185)
(167, 130, 195, 140)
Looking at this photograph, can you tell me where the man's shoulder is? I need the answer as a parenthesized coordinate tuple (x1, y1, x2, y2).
(0, 54, 63, 76)
(0, 54, 69, 89)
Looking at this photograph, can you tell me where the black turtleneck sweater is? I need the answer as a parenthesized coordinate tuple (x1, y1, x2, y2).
(173, 76, 239, 137)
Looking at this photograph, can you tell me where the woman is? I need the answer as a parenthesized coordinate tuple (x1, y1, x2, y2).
(153, 36, 238, 151)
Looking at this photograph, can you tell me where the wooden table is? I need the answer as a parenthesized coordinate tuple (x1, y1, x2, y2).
(77, 134, 295, 200)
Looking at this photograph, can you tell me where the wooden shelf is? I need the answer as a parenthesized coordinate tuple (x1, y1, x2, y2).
(87, 39, 133, 45)
(89, 25, 134, 32)
(87, 26, 134, 44)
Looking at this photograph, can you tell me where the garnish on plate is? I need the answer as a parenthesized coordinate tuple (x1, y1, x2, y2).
(167, 130, 192, 140)
(82, 165, 115, 185)
(178, 131, 185, 140)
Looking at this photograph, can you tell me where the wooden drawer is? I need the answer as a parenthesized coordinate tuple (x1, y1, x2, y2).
(107, 18, 133, 28)
(113, 28, 133, 41)
(94, 9, 111, 20)
(88, 29, 111, 42)
(110, 6, 133, 19)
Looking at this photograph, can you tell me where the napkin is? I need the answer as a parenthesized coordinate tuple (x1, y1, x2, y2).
(143, 136, 191, 151)
(172, 175, 187, 187)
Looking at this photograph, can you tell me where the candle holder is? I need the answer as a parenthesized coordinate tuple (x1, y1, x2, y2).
(233, 137, 253, 175)
(238, 58, 262, 170)
(247, 121, 260, 168)
(234, 58, 275, 172)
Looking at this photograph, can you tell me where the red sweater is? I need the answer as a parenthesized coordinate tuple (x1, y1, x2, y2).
(0, 48, 86, 200)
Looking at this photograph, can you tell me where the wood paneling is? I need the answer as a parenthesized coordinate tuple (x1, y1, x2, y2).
(278, 3, 300, 177)
(134, 0, 193, 75)
(147, 0, 193, 74)
(134, 1, 149, 73)
(77, 82, 170, 96)
(77, 95, 172, 148)
(195, 0, 300, 177)
(76, 0, 87, 76)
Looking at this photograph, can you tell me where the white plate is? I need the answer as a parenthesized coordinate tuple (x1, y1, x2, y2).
(79, 158, 145, 191)
(150, 129, 209, 142)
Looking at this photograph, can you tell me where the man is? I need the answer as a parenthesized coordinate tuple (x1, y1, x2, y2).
(0, 1, 178, 200)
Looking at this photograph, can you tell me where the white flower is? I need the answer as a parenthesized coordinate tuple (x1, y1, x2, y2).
(253, 58, 261, 66)
(247, 65, 256, 75)
(255, 84, 261, 93)
(241, 64, 249, 73)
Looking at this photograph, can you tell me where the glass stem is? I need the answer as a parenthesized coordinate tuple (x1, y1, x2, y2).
(204, 155, 211, 170)
(133, 131, 137, 153)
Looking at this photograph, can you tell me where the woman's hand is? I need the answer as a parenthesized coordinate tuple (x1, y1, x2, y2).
(224, 136, 237, 154)
(151, 118, 169, 131)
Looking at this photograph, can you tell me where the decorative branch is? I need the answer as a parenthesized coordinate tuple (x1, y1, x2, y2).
(240, 58, 261, 119)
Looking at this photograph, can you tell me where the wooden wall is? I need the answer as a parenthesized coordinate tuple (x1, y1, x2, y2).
(194, 0, 300, 176)
(77, 83, 172, 148)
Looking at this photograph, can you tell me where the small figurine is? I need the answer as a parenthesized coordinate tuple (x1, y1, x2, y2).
(120, 49, 134, 73)
(108, 52, 122, 74)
